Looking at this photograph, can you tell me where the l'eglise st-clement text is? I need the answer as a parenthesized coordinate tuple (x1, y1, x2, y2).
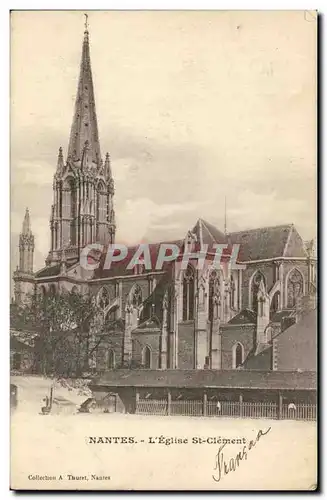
(88, 436, 247, 446)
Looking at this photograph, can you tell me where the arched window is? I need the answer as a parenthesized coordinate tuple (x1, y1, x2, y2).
(49, 284, 56, 296)
(108, 349, 115, 370)
(142, 346, 151, 369)
(287, 269, 304, 308)
(40, 285, 46, 297)
(71, 286, 78, 294)
(209, 270, 220, 321)
(70, 179, 76, 219)
(98, 287, 110, 310)
(183, 265, 195, 321)
(97, 181, 107, 223)
(232, 342, 244, 369)
(250, 271, 265, 313)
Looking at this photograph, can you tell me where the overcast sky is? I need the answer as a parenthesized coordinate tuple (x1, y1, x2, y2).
(11, 11, 316, 271)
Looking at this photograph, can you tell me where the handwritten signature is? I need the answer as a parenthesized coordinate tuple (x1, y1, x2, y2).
(212, 427, 271, 483)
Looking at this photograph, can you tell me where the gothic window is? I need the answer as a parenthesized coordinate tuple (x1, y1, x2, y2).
(142, 345, 152, 369)
(131, 285, 143, 308)
(97, 182, 106, 223)
(251, 271, 265, 313)
(209, 270, 220, 321)
(49, 284, 56, 296)
(108, 349, 115, 370)
(40, 285, 46, 297)
(98, 287, 110, 310)
(287, 269, 304, 308)
(182, 265, 195, 321)
(71, 286, 78, 294)
(232, 342, 244, 369)
(70, 181, 76, 219)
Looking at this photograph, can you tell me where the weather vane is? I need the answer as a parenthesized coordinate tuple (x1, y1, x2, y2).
(84, 13, 89, 31)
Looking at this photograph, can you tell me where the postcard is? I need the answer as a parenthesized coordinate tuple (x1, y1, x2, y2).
(10, 10, 317, 490)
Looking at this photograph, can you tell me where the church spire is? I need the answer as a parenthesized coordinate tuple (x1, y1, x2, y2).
(22, 207, 32, 235)
(19, 208, 34, 274)
(67, 14, 101, 165)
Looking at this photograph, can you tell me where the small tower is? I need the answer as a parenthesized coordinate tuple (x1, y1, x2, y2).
(19, 208, 34, 274)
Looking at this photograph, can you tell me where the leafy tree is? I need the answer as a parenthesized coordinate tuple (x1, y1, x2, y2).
(11, 289, 112, 377)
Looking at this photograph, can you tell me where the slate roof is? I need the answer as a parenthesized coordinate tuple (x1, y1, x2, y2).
(243, 310, 317, 371)
(192, 218, 227, 251)
(227, 308, 257, 325)
(275, 310, 317, 371)
(133, 315, 161, 332)
(90, 369, 316, 391)
(229, 224, 294, 261)
(35, 262, 75, 278)
(243, 346, 272, 370)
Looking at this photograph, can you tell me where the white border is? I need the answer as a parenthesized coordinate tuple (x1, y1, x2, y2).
(2, 2, 324, 498)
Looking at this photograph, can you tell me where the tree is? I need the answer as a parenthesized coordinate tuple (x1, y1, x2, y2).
(11, 289, 110, 377)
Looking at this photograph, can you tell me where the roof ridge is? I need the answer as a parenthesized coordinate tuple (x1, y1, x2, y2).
(230, 223, 294, 235)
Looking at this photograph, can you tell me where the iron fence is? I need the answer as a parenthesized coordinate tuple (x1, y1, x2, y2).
(135, 398, 316, 421)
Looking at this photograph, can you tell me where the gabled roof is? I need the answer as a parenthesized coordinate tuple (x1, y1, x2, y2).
(229, 224, 294, 261)
(133, 315, 161, 332)
(192, 218, 226, 250)
(228, 308, 257, 325)
(35, 262, 75, 278)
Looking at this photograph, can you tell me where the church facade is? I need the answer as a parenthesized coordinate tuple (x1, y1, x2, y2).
(13, 24, 317, 374)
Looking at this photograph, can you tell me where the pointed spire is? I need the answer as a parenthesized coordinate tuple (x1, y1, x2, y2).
(56, 146, 64, 172)
(22, 208, 32, 235)
(104, 152, 112, 178)
(67, 14, 101, 165)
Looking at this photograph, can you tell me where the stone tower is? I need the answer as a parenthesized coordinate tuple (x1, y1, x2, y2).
(46, 21, 115, 266)
(19, 208, 34, 274)
(13, 208, 35, 304)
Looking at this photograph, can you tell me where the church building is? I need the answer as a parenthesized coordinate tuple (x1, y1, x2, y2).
(13, 22, 317, 374)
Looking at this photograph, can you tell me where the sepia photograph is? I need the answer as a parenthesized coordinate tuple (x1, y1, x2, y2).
(10, 10, 317, 490)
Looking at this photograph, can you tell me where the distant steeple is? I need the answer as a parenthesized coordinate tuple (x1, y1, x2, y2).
(67, 14, 101, 165)
(19, 208, 34, 274)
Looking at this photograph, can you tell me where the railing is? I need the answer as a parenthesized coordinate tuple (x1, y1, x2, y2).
(135, 398, 316, 421)
(171, 400, 203, 416)
(136, 399, 167, 416)
(281, 403, 316, 421)
(207, 401, 240, 417)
